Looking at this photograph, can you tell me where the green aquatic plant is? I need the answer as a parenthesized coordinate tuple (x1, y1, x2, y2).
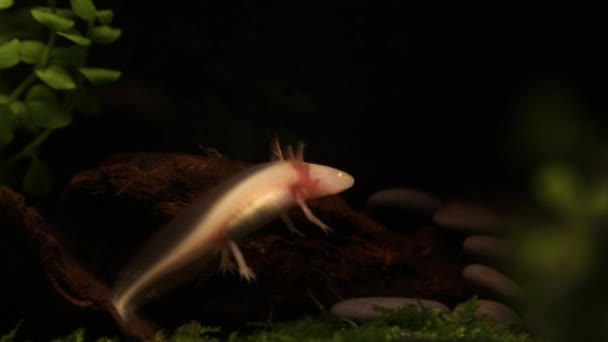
(502, 76, 608, 342)
(15, 298, 540, 342)
(150, 323, 224, 342)
(50, 328, 121, 342)
(0, 0, 121, 196)
(507, 162, 608, 342)
(0, 320, 22, 342)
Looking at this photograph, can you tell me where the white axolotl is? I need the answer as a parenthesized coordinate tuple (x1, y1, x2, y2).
(111, 139, 355, 323)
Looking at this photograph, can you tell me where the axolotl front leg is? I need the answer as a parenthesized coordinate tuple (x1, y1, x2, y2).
(217, 139, 336, 282)
(274, 139, 333, 235)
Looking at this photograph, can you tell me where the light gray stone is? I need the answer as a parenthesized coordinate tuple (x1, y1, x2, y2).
(462, 264, 521, 298)
(463, 235, 508, 259)
(474, 299, 521, 324)
(366, 188, 441, 215)
(433, 201, 502, 234)
(330, 297, 449, 322)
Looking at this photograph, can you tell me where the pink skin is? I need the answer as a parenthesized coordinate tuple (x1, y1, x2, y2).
(111, 138, 354, 322)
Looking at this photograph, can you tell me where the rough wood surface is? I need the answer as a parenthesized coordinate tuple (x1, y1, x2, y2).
(1, 152, 471, 340)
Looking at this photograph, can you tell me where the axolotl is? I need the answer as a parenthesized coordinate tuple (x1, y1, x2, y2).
(111, 139, 355, 323)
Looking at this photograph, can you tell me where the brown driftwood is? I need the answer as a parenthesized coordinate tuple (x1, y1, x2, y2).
(0, 185, 158, 339)
(1, 152, 471, 340)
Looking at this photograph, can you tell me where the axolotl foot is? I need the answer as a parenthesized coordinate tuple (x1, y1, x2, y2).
(239, 265, 257, 283)
(221, 240, 257, 283)
(219, 249, 238, 276)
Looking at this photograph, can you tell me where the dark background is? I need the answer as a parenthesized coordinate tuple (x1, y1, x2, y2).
(2, 1, 608, 340)
(38, 1, 607, 206)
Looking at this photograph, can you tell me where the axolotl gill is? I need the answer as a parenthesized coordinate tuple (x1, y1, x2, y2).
(111, 139, 355, 324)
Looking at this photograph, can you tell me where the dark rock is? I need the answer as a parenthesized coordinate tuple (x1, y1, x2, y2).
(462, 264, 521, 299)
(366, 188, 441, 228)
(463, 235, 508, 260)
(433, 201, 503, 234)
(474, 299, 521, 325)
(367, 188, 441, 215)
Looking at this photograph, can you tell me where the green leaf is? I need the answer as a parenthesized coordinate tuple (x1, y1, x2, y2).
(25, 84, 72, 128)
(90, 25, 121, 44)
(19, 40, 45, 64)
(23, 154, 54, 197)
(0, 103, 16, 147)
(29, 102, 71, 129)
(50, 46, 86, 67)
(0, 9, 45, 48)
(9, 100, 27, 117)
(0, 0, 13, 10)
(35, 65, 76, 90)
(58, 30, 91, 46)
(588, 180, 608, 216)
(534, 164, 582, 215)
(34, 7, 77, 19)
(95, 10, 113, 24)
(78, 67, 121, 84)
(70, 0, 96, 20)
(72, 88, 101, 114)
(30, 8, 75, 31)
(26, 84, 58, 106)
(11, 101, 37, 134)
(0, 38, 20, 68)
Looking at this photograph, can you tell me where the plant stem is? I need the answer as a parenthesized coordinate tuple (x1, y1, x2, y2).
(6, 128, 54, 164)
(38, 31, 57, 68)
(7, 73, 37, 104)
(8, 0, 58, 105)
(5, 0, 61, 164)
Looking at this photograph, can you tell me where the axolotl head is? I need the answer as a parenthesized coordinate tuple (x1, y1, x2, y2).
(295, 162, 355, 198)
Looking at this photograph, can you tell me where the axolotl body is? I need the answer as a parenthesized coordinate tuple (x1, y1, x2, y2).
(111, 140, 355, 323)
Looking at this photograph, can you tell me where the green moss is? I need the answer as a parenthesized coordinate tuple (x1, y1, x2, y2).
(150, 323, 222, 342)
(16, 298, 541, 342)
(229, 299, 539, 342)
(51, 328, 86, 342)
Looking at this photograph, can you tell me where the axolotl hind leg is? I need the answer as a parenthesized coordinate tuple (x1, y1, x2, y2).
(218, 240, 256, 282)
(228, 240, 256, 282)
(218, 248, 237, 275)
(218, 241, 256, 282)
